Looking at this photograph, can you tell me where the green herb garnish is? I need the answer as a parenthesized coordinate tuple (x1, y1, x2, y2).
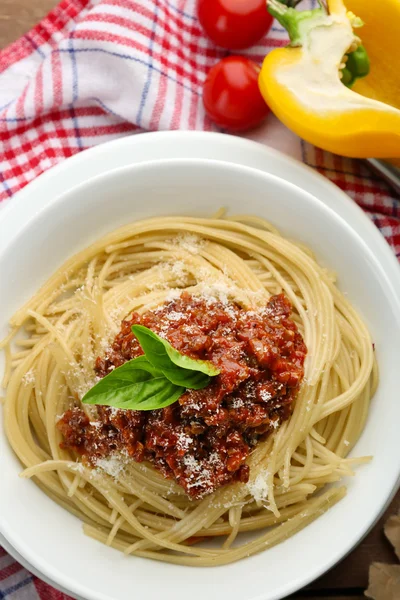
(131, 325, 219, 387)
(82, 326, 220, 411)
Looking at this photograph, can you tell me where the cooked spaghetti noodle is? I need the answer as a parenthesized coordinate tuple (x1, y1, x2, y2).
(1, 214, 377, 565)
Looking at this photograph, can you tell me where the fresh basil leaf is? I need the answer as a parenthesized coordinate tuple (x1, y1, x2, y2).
(82, 323, 221, 413)
(160, 366, 211, 390)
(82, 355, 184, 411)
(131, 325, 220, 378)
(132, 384, 184, 411)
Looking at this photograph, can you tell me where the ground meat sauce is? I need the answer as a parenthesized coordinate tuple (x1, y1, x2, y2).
(58, 292, 307, 499)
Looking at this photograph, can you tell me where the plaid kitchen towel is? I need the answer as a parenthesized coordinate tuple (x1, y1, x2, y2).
(0, 0, 400, 598)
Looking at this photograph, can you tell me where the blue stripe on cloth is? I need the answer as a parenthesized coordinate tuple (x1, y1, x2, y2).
(69, 105, 83, 149)
(0, 170, 13, 198)
(0, 116, 29, 123)
(164, 0, 195, 21)
(135, 0, 160, 126)
(0, 99, 15, 112)
(24, 34, 46, 59)
(63, 48, 200, 96)
(0, 575, 33, 599)
(0, 45, 201, 124)
(69, 38, 79, 103)
(92, 97, 127, 120)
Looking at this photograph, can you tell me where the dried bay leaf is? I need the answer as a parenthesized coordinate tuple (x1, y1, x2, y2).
(365, 563, 400, 600)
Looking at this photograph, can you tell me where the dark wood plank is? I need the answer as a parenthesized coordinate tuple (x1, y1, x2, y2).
(295, 596, 364, 600)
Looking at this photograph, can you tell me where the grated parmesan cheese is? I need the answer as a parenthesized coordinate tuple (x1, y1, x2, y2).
(22, 369, 35, 385)
(183, 455, 213, 492)
(170, 260, 186, 280)
(193, 281, 233, 305)
(231, 398, 244, 409)
(259, 388, 273, 402)
(95, 453, 127, 478)
(176, 431, 193, 452)
(165, 311, 185, 321)
(247, 470, 271, 503)
(173, 233, 205, 254)
(165, 288, 182, 302)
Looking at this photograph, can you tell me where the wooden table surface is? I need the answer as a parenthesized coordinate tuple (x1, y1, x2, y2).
(1, 1, 400, 599)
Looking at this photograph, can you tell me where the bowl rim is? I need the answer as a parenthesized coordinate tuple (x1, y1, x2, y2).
(1, 153, 400, 600)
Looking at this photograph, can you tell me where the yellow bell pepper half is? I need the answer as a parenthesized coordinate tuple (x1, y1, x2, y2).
(258, 0, 400, 158)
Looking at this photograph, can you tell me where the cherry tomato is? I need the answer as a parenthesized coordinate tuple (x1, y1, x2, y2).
(198, 0, 273, 50)
(203, 56, 270, 132)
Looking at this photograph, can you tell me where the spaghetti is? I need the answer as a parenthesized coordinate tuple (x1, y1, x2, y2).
(1, 214, 377, 565)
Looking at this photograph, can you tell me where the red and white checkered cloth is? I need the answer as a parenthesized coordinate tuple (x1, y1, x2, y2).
(0, 0, 399, 598)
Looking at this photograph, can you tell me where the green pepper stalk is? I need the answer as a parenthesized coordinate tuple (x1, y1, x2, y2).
(267, 0, 370, 87)
(267, 0, 326, 47)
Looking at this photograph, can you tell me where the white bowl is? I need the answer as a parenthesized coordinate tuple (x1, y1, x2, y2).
(1, 158, 400, 600)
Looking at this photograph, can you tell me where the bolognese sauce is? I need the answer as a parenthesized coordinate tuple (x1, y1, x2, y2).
(58, 292, 307, 499)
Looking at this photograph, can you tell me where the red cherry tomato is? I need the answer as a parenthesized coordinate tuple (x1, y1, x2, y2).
(198, 0, 273, 50)
(203, 56, 270, 132)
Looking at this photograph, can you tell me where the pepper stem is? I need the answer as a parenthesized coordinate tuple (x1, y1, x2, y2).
(267, 0, 326, 46)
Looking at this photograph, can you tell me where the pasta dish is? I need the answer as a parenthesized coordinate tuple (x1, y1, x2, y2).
(1, 213, 377, 565)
